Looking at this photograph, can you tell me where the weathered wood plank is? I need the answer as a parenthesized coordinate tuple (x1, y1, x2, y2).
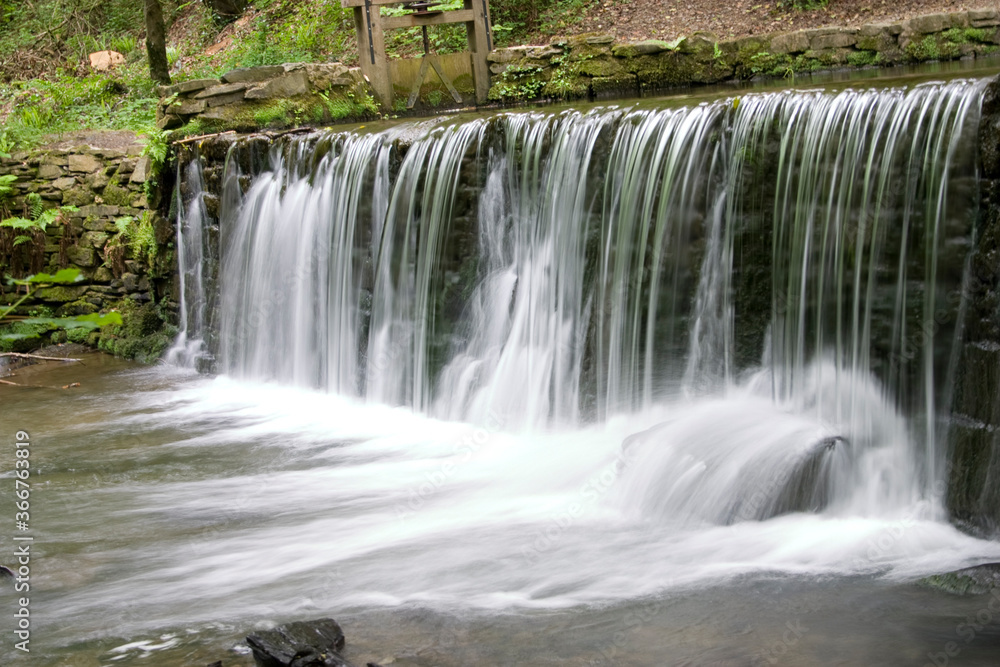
(382, 9, 475, 29)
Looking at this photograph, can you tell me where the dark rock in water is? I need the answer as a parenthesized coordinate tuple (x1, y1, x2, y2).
(918, 563, 1000, 595)
(246, 618, 354, 667)
(0, 565, 14, 578)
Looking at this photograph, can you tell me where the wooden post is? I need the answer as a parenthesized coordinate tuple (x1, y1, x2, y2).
(343, 0, 493, 108)
(350, 1, 391, 107)
(465, 0, 492, 104)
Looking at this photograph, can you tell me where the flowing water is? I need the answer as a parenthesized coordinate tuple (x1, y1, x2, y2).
(5, 72, 1000, 666)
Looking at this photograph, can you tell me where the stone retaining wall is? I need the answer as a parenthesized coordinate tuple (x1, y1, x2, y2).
(0, 142, 176, 361)
(156, 62, 377, 133)
(487, 9, 1000, 103)
(156, 9, 1000, 129)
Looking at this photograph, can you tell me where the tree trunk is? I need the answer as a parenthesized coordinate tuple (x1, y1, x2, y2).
(145, 0, 171, 86)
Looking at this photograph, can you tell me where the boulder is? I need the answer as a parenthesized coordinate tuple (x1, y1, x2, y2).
(68, 154, 102, 173)
(246, 618, 355, 667)
(245, 71, 311, 100)
(769, 31, 810, 54)
(89, 50, 125, 71)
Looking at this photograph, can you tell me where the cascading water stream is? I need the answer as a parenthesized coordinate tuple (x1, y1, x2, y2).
(165, 153, 214, 368)
(173, 78, 985, 526)
(25, 78, 1000, 665)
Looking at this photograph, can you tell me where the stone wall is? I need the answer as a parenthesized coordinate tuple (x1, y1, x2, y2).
(0, 140, 176, 362)
(486, 9, 1000, 103)
(155, 10, 1000, 130)
(156, 62, 377, 133)
(948, 74, 1000, 536)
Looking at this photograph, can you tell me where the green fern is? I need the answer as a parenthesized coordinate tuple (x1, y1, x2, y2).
(27, 192, 44, 220)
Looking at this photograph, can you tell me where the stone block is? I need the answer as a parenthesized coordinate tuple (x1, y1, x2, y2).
(170, 99, 207, 115)
(809, 28, 857, 50)
(526, 46, 563, 59)
(221, 65, 285, 83)
(159, 79, 218, 97)
(63, 187, 93, 207)
(304, 63, 353, 90)
(244, 71, 310, 99)
(193, 82, 249, 99)
(68, 154, 102, 173)
(52, 177, 77, 191)
(157, 114, 184, 130)
(487, 47, 529, 63)
(81, 231, 109, 249)
(37, 164, 63, 179)
(87, 171, 110, 190)
(612, 40, 673, 57)
(971, 8, 1000, 27)
(204, 91, 248, 107)
(906, 13, 950, 34)
(77, 204, 121, 218)
(770, 31, 810, 54)
(130, 157, 152, 184)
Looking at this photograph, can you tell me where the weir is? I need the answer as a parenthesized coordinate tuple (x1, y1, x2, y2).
(171, 75, 997, 531)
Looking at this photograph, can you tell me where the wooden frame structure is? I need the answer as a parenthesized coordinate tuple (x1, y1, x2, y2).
(340, 0, 493, 107)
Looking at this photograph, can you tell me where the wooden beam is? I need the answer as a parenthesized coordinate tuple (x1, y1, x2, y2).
(352, 4, 392, 107)
(341, 0, 408, 8)
(465, 0, 492, 103)
(381, 9, 475, 30)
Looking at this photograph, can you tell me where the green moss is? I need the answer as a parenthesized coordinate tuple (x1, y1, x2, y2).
(943, 27, 995, 45)
(577, 57, 626, 78)
(66, 326, 91, 344)
(95, 301, 176, 364)
(847, 50, 880, 67)
(489, 64, 547, 102)
(0, 321, 50, 352)
(906, 36, 943, 62)
(102, 174, 132, 207)
(749, 51, 794, 77)
(253, 99, 295, 126)
(36, 285, 89, 302)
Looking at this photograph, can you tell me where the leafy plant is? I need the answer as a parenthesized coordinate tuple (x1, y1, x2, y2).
(0, 268, 122, 345)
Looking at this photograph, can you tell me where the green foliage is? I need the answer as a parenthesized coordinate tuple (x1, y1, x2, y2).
(23, 268, 86, 285)
(0, 175, 16, 203)
(489, 64, 546, 101)
(906, 36, 942, 61)
(942, 27, 994, 45)
(0, 71, 157, 152)
(111, 212, 158, 268)
(490, 0, 595, 44)
(1, 195, 77, 247)
(847, 50, 879, 67)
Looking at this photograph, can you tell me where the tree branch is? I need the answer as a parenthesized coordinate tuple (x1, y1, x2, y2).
(0, 352, 82, 362)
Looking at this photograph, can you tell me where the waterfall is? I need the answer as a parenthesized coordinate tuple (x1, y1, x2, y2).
(166, 154, 215, 369)
(173, 78, 986, 521)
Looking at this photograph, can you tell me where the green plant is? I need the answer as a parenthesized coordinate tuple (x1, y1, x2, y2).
(0, 269, 122, 349)
(942, 27, 994, 45)
(2, 194, 77, 248)
(847, 50, 879, 67)
(906, 36, 942, 61)
(106, 212, 158, 273)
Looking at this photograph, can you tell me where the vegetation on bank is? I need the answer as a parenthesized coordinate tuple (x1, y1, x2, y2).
(0, 0, 602, 153)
